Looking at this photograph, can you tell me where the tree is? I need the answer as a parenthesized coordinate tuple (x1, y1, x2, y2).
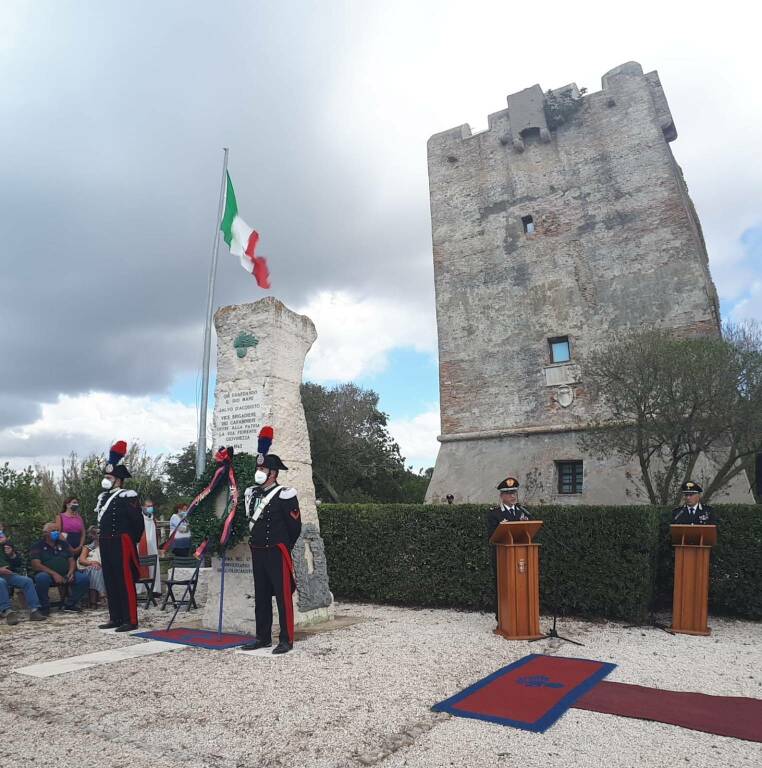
(0, 463, 46, 551)
(581, 323, 762, 504)
(164, 442, 212, 501)
(301, 382, 419, 503)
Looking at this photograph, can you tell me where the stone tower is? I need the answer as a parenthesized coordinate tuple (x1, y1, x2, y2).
(425, 62, 748, 505)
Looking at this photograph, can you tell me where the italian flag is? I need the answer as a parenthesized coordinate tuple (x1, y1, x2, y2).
(220, 172, 270, 288)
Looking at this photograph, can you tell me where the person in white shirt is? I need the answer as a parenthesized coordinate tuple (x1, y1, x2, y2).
(169, 503, 192, 556)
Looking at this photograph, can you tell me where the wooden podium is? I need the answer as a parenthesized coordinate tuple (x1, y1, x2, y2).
(670, 524, 717, 636)
(490, 520, 543, 640)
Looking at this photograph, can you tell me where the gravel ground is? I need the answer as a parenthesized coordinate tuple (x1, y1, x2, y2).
(2, 603, 761, 768)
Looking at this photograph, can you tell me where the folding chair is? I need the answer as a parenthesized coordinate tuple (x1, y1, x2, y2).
(160, 556, 201, 612)
(135, 554, 159, 608)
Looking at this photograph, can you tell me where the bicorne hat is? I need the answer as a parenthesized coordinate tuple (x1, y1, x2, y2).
(261, 453, 288, 471)
(103, 440, 132, 479)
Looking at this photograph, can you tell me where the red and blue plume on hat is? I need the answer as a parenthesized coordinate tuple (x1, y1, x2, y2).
(108, 440, 127, 466)
(257, 426, 274, 457)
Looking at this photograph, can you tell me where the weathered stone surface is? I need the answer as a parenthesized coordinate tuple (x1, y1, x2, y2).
(203, 297, 333, 633)
(425, 62, 748, 504)
(292, 523, 334, 612)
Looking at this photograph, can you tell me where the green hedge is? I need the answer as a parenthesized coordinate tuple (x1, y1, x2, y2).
(318, 503, 761, 622)
(655, 505, 762, 619)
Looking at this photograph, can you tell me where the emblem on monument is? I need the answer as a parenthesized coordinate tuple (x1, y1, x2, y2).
(233, 331, 259, 358)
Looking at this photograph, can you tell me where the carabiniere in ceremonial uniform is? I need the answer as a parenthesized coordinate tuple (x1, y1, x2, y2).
(241, 453, 302, 655)
(95, 441, 145, 632)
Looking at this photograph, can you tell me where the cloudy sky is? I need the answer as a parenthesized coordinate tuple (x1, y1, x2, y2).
(1, 0, 760, 474)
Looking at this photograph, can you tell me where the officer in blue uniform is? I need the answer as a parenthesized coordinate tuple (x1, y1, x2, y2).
(672, 481, 716, 525)
(486, 476, 531, 621)
(241, 454, 302, 654)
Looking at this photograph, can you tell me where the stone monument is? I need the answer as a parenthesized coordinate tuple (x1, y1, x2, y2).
(202, 296, 333, 633)
(424, 61, 749, 505)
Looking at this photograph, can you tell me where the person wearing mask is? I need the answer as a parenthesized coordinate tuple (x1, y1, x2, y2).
(240, 453, 302, 655)
(136, 497, 161, 598)
(79, 526, 106, 608)
(1, 534, 47, 624)
(29, 522, 90, 614)
(55, 496, 86, 558)
(95, 441, 144, 631)
(169, 503, 192, 557)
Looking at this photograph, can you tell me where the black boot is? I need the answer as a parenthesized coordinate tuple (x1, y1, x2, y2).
(115, 623, 138, 632)
(240, 638, 272, 651)
(272, 640, 293, 655)
(98, 621, 121, 629)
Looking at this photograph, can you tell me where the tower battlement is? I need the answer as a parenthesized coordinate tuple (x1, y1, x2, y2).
(428, 61, 676, 152)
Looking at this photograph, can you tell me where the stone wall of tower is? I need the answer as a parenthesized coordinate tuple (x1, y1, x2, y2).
(425, 62, 750, 505)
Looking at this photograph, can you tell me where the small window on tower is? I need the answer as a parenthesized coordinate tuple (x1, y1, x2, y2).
(549, 336, 571, 363)
(556, 461, 583, 494)
(521, 215, 535, 234)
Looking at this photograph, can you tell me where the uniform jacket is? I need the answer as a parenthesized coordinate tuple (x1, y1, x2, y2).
(486, 504, 532, 542)
(246, 483, 302, 549)
(671, 503, 716, 526)
(95, 489, 145, 543)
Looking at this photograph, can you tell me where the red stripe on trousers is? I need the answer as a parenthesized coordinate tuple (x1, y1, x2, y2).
(120, 534, 139, 625)
(276, 543, 295, 644)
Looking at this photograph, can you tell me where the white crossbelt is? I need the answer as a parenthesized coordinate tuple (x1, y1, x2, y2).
(95, 490, 121, 523)
(246, 485, 283, 531)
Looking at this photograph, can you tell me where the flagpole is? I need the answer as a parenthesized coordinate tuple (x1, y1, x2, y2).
(196, 147, 229, 479)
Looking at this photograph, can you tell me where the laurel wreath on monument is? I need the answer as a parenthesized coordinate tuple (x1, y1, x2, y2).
(186, 451, 262, 554)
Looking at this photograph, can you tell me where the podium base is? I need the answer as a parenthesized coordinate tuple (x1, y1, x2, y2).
(671, 626, 711, 636)
(494, 628, 544, 641)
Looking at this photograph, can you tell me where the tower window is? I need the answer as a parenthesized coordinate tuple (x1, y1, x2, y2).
(521, 215, 535, 234)
(557, 461, 583, 494)
(549, 336, 570, 363)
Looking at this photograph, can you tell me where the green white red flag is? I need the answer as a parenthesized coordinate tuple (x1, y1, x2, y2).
(220, 172, 270, 288)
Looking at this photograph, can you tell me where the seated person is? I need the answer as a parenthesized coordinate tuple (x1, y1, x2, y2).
(169, 503, 192, 556)
(29, 523, 90, 614)
(672, 481, 716, 525)
(79, 526, 106, 608)
(1, 535, 47, 625)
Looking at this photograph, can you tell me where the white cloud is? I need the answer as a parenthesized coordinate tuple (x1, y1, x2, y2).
(388, 408, 441, 471)
(730, 282, 762, 323)
(0, 391, 198, 470)
(299, 290, 437, 382)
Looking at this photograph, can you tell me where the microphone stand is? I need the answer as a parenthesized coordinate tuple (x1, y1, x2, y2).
(623, 529, 674, 636)
(529, 524, 583, 647)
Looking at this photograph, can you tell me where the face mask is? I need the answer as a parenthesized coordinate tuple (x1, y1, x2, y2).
(70, 503, 80, 512)
(254, 469, 268, 485)
(101, 478, 114, 490)
(50, 530, 61, 542)
(143, 506, 154, 517)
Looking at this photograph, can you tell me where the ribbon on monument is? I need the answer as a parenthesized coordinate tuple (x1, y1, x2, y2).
(161, 447, 239, 552)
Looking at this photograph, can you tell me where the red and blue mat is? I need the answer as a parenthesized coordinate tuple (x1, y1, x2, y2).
(133, 628, 256, 649)
(433, 654, 616, 733)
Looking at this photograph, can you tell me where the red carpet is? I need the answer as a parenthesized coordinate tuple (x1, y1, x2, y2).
(574, 681, 762, 743)
(133, 628, 256, 649)
(433, 654, 616, 732)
